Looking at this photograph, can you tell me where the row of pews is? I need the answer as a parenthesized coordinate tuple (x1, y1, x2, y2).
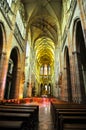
(51, 99, 86, 130)
(0, 103, 39, 130)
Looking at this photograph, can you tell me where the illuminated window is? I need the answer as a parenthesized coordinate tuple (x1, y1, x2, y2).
(44, 64, 47, 75)
(40, 66, 43, 75)
(7, 0, 13, 7)
(40, 64, 50, 75)
(26, 41, 30, 57)
(45, 85, 47, 91)
(48, 65, 50, 75)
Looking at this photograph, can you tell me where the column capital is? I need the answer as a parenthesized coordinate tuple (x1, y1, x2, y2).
(64, 67, 67, 70)
(0, 52, 6, 55)
(72, 51, 80, 55)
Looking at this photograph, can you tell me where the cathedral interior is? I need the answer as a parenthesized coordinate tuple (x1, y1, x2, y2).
(0, 0, 86, 130)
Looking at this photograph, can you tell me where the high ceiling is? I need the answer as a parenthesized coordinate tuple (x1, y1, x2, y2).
(21, 0, 62, 66)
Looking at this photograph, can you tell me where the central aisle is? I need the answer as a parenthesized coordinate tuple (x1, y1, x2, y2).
(37, 100, 54, 130)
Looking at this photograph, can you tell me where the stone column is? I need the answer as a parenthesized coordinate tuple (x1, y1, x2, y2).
(14, 68, 21, 99)
(70, 54, 77, 103)
(72, 51, 82, 103)
(61, 68, 68, 101)
(78, 0, 86, 46)
(27, 83, 32, 97)
(0, 52, 8, 99)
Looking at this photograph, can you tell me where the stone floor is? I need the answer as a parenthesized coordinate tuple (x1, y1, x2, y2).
(37, 101, 54, 130)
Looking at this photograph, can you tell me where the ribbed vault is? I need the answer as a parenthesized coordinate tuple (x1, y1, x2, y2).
(21, 0, 62, 77)
(34, 37, 55, 65)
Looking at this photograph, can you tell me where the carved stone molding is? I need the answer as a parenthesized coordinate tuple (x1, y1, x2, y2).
(82, 0, 86, 17)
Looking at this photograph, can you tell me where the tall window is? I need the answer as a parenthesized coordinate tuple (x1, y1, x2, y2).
(40, 64, 51, 75)
(26, 41, 30, 57)
(45, 85, 47, 91)
(7, 0, 13, 7)
(48, 65, 50, 75)
(40, 66, 43, 75)
(44, 64, 47, 75)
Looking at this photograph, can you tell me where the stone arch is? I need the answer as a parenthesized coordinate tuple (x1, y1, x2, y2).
(0, 22, 7, 59)
(0, 22, 7, 99)
(72, 18, 86, 103)
(64, 46, 72, 102)
(4, 47, 21, 99)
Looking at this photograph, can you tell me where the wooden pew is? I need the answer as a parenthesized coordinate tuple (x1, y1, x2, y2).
(0, 108, 35, 127)
(0, 120, 28, 130)
(0, 104, 39, 122)
(55, 107, 86, 129)
(58, 111, 86, 130)
(59, 114, 86, 130)
(51, 101, 86, 130)
(0, 112, 32, 130)
(0, 104, 39, 130)
(4, 103, 39, 118)
(51, 101, 69, 128)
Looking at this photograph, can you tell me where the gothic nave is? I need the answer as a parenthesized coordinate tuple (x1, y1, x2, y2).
(0, 0, 86, 130)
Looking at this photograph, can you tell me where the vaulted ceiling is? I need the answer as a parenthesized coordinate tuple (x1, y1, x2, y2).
(21, 0, 62, 66)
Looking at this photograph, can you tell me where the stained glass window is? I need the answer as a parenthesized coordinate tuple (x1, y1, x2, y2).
(44, 64, 47, 75)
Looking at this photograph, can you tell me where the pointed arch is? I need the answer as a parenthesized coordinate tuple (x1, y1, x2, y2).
(72, 18, 86, 103)
(64, 46, 72, 102)
(4, 47, 21, 99)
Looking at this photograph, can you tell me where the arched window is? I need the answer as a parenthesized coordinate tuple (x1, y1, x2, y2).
(40, 66, 43, 75)
(7, 0, 13, 7)
(26, 41, 30, 58)
(44, 64, 47, 75)
(40, 64, 51, 75)
(48, 65, 50, 75)
(45, 85, 47, 91)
